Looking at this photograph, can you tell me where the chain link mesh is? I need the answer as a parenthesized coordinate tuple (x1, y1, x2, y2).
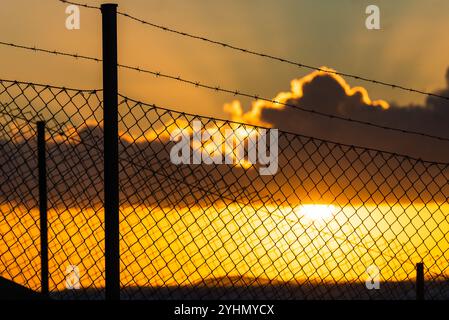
(0, 80, 104, 299)
(1, 79, 449, 300)
(118, 96, 449, 300)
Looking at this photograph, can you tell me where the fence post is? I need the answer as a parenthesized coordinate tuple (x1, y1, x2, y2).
(101, 3, 120, 300)
(416, 262, 424, 300)
(37, 121, 48, 296)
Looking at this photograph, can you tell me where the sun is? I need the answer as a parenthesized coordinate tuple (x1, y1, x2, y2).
(297, 204, 336, 221)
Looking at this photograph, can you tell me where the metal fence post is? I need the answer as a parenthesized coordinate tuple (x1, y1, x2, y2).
(416, 262, 424, 300)
(37, 121, 48, 296)
(101, 3, 120, 300)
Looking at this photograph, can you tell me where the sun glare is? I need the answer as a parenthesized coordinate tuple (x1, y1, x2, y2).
(297, 204, 336, 221)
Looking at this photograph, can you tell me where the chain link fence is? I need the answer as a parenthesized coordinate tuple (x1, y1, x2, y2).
(0, 80, 104, 299)
(1, 79, 449, 300)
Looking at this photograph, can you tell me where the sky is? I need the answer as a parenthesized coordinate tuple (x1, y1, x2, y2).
(1, 0, 449, 111)
(1, 0, 449, 159)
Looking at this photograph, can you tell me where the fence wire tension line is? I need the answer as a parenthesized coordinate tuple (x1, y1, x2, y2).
(1, 40, 448, 144)
(0, 2, 448, 302)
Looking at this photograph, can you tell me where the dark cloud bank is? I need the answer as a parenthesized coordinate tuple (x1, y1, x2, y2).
(257, 68, 449, 163)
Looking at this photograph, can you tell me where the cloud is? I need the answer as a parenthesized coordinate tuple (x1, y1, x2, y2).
(224, 67, 449, 162)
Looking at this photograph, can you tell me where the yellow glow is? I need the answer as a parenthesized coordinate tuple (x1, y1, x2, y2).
(2, 202, 448, 291)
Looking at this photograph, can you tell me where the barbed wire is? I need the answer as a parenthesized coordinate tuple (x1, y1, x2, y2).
(58, 0, 449, 102)
(2, 39, 449, 144)
(0, 41, 101, 64)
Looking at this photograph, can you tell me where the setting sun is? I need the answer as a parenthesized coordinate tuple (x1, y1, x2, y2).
(297, 204, 336, 221)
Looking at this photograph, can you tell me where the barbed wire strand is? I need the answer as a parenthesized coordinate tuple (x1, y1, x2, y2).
(58, 0, 449, 102)
(2, 40, 449, 144)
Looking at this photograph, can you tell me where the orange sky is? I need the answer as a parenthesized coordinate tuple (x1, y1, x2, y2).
(1, 0, 449, 120)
